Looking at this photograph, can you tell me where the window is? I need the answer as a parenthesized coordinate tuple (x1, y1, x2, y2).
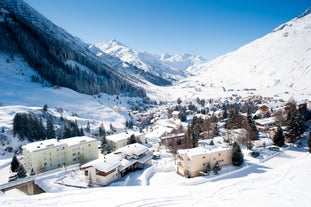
(73, 158, 76, 162)
(202, 156, 205, 159)
(202, 163, 206, 166)
(72, 153, 76, 157)
(44, 162, 47, 166)
(218, 153, 221, 156)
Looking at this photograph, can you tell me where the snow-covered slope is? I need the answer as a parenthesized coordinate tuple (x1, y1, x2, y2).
(1, 148, 310, 206)
(0, 0, 146, 97)
(95, 39, 207, 81)
(180, 8, 311, 95)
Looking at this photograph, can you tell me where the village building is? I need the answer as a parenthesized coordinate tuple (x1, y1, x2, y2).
(106, 131, 146, 149)
(81, 143, 153, 186)
(171, 111, 180, 120)
(254, 117, 276, 134)
(22, 136, 98, 174)
(176, 145, 232, 178)
(160, 133, 185, 151)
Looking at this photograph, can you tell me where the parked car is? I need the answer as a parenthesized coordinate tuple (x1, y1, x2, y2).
(249, 151, 260, 158)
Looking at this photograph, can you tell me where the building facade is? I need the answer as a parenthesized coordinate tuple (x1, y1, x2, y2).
(81, 143, 153, 186)
(176, 146, 232, 178)
(106, 131, 146, 149)
(22, 136, 98, 174)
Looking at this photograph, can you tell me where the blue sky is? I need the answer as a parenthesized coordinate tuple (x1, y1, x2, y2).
(24, 0, 310, 59)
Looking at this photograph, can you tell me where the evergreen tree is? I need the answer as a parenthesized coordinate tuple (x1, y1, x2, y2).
(98, 123, 106, 137)
(16, 164, 27, 178)
(85, 121, 90, 133)
(13, 112, 47, 141)
(43, 104, 48, 112)
(246, 110, 259, 140)
(127, 134, 137, 145)
(213, 161, 221, 175)
(287, 110, 306, 142)
(177, 97, 182, 105)
(46, 118, 56, 139)
(100, 136, 115, 155)
(273, 126, 285, 147)
(61, 120, 81, 139)
(80, 127, 84, 136)
(232, 142, 244, 166)
(11, 154, 20, 173)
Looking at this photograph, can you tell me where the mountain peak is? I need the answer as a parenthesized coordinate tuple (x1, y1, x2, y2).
(107, 39, 126, 46)
(297, 7, 311, 19)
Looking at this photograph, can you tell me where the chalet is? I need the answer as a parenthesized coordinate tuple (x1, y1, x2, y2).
(255, 117, 276, 133)
(81, 143, 153, 186)
(176, 146, 232, 178)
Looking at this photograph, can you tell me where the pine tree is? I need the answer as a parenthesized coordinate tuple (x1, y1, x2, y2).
(16, 164, 27, 178)
(46, 118, 56, 139)
(273, 126, 285, 147)
(85, 121, 90, 133)
(11, 154, 20, 173)
(232, 142, 244, 166)
(287, 110, 306, 142)
(80, 127, 84, 136)
(246, 110, 259, 140)
(213, 161, 221, 175)
(127, 134, 137, 145)
(43, 104, 48, 112)
(98, 123, 106, 137)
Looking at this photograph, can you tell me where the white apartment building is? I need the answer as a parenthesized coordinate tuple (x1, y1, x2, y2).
(176, 146, 232, 178)
(22, 136, 98, 174)
(106, 131, 146, 149)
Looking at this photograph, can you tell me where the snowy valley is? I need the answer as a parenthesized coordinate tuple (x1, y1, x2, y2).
(1, 0, 311, 206)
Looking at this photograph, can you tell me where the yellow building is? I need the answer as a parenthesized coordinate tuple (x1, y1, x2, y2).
(176, 146, 232, 178)
(22, 136, 98, 174)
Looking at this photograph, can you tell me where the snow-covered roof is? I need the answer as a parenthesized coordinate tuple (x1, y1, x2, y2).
(60, 136, 97, 147)
(255, 117, 275, 126)
(22, 139, 64, 152)
(22, 136, 97, 152)
(81, 154, 122, 173)
(107, 131, 144, 142)
(115, 143, 148, 156)
(178, 146, 231, 158)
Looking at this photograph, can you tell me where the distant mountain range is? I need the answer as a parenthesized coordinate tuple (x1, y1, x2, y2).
(94, 39, 206, 82)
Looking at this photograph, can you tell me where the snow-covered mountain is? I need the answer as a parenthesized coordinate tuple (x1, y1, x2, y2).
(0, 0, 145, 97)
(178, 8, 311, 96)
(95, 39, 207, 81)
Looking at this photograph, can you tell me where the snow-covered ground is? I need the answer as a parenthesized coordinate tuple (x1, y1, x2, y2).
(1, 143, 310, 206)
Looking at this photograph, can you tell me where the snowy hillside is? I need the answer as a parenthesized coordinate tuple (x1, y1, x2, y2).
(178, 8, 311, 96)
(0, 0, 145, 97)
(95, 39, 207, 81)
